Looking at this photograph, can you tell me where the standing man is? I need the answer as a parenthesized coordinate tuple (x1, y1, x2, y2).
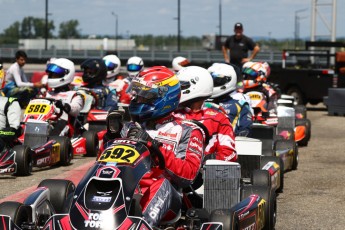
(4, 50, 43, 107)
(222, 22, 260, 71)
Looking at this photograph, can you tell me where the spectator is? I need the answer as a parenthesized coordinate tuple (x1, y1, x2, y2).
(222, 22, 260, 71)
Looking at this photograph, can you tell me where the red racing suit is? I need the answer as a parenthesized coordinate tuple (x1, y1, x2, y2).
(120, 114, 204, 226)
(174, 107, 237, 162)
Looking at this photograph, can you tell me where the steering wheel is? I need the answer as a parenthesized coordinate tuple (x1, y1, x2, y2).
(149, 142, 165, 170)
(43, 98, 64, 119)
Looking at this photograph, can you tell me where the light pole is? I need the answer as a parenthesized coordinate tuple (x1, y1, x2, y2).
(111, 12, 118, 51)
(294, 8, 308, 49)
(218, 0, 222, 37)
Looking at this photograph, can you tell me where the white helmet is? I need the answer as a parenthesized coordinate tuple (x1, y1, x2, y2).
(172, 56, 190, 72)
(177, 66, 213, 104)
(126, 56, 144, 78)
(103, 54, 121, 79)
(46, 58, 75, 89)
(207, 63, 237, 98)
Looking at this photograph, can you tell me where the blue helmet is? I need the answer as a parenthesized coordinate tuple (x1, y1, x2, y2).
(129, 66, 181, 122)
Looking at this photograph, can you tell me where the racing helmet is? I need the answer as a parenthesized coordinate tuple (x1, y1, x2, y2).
(207, 63, 237, 98)
(81, 58, 107, 86)
(126, 56, 144, 78)
(172, 56, 190, 72)
(129, 66, 180, 122)
(46, 58, 75, 89)
(177, 66, 213, 104)
(102, 54, 121, 79)
(242, 61, 269, 89)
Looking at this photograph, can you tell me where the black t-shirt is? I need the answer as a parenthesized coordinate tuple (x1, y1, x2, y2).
(223, 35, 256, 68)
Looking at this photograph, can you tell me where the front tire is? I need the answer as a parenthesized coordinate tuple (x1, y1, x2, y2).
(13, 145, 32, 176)
(0, 201, 31, 227)
(38, 179, 75, 214)
(82, 130, 99, 157)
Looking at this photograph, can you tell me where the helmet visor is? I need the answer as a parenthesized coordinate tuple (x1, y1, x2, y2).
(127, 64, 142, 72)
(180, 80, 191, 90)
(210, 72, 231, 87)
(130, 82, 164, 105)
(46, 63, 68, 76)
(104, 60, 118, 71)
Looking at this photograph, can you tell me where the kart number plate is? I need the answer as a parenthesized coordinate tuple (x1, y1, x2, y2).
(25, 102, 51, 115)
(98, 145, 140, 164)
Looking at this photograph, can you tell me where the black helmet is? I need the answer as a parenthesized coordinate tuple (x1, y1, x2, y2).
(81, 58, 107, 86)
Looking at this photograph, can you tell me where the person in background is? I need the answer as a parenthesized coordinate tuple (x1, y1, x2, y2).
(206, 63, 253, 137)
(172, 56, 190, 73)
(174, 65, 237, 162)
(126, 56, 144, 79)
(45, 58, 84, 136)
(4, 50, 44, 107)
(103, 54, 131, 105)
(80, 58, 118, 111)
(222, 22, 260, 71)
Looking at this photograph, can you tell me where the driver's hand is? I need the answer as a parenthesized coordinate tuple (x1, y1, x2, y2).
(33, 82, 44, 88)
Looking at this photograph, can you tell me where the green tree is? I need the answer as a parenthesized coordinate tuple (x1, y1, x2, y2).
(0, 21, 21, 44)
(59, 20, 81, 38)
(21, 17, 55, 38)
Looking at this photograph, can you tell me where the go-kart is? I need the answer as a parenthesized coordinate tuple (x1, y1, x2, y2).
(0, 136, 277, 229)
(245, 90, 299, 172)
(235, 135, 284, 193)
(19, 98, 99, 159)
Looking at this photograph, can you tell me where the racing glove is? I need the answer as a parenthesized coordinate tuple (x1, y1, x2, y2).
(127, 125, 163, 167)
(55, 100, 71, 113)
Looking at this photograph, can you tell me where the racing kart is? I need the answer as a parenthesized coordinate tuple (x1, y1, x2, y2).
(19, 98, 99, 159)
(0, 137, 277, 229)
(245, 90, 299, 172)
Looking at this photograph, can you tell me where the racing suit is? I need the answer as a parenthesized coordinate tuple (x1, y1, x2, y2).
(107, 76, 131, 105)
(117, 114, 204, 227)
(46, 90, 84, 136)
(208, 91, 253, 137)
(174, 107, 237, 162)
(0, 96, 21, 144)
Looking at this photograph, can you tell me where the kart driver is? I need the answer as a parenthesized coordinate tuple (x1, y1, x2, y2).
(104, 66, 205, 227)
(80, 58, 118, 111)
(174, 65, 237, 162)
(0, 96, 21, 146)
(206, 63, 253, 137)
(45, 58, 84, 136)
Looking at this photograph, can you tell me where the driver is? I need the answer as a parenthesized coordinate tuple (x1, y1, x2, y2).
(104, 66, 204, 227)
(45, 58, 84, 136)
(0, 96, 21, 146)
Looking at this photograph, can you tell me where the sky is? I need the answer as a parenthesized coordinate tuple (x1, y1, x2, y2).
(0, 0, 344, 40)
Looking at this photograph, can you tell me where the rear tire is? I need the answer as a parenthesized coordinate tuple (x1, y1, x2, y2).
(38, 179, 75, 214)
(296, 118, 311, 146)
(82, 130, 99, 157)
(52, 136, 73, 166)
(252, 169, 271, 187)
(13, 145, 32, 176)
(0, 201, 31, 227)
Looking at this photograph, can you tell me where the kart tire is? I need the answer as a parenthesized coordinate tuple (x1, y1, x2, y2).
(13, 145, 32, 176)
(38, 179, 75, 214)
(82, 130, 99, 157)
(243, 185, 276, 230)
(0, 201, 31, 227)
(292, 142, 299, 170)
(251, 169, 271, 187)
(260, 156, 284, 193)
(294, 105, 307, 118)
(209, 209, 236, 229)
(296, 118, 311, 146)
(51, 136, 73, 166)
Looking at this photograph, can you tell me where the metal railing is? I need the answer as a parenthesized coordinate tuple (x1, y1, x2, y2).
(0, 48, 284, 65)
